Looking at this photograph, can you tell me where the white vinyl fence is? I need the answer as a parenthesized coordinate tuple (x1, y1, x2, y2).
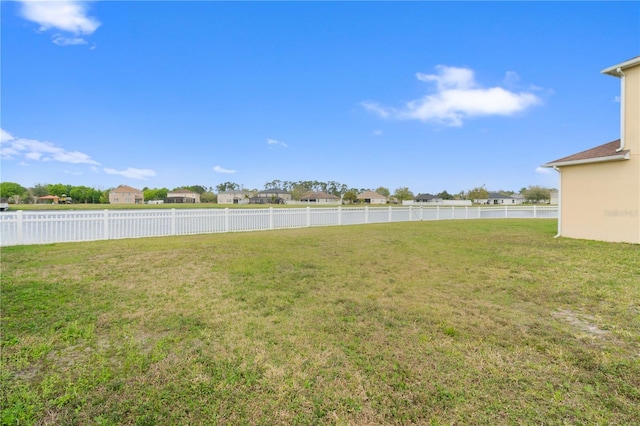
(0, 205, 557, 247)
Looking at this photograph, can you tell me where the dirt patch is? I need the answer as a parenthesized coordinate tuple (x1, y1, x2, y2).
(553, 309, 610, 338)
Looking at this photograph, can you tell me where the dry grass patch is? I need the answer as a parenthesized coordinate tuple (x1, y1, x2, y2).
(2, 220, 639, 424)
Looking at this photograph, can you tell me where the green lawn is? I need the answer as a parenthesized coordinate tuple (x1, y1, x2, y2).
(1, 220, 638, 425)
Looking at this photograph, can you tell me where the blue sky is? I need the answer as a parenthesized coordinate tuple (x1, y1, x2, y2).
(1, 1, 639, 194)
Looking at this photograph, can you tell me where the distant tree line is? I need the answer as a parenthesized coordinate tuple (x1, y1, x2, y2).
(0, 180, 554, 204)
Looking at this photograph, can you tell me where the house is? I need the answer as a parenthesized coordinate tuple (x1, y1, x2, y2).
(475, 192, 518, 205)
(414, 193, 443, 203)
(218, 190, 248, 204)
(357, 190, 387, 204)
(542, 56, 639, 244)
(166, 188, 200, 203)
(37, 195, 60, 204)
(299, 191, 340, 204)
(109, 185, 143, 204)
(249, 189, 292, 204)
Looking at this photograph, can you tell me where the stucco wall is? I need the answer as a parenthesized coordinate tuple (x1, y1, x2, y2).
(623, 64, 639, 156)
(560, 160, 639, 243)
(218, 192, 245, 204)
(109, 189, 143, 204)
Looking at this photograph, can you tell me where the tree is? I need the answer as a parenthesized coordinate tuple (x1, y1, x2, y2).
(436, 190, 453, 200)
(99, 190, 110, 204)
(216, 182, 240, 193)
(176, 185, 207, 194)
(264, 179, 282, 190)
(375, 186, 390, 198)
(393, 187, 414, 201)
(200, 191, 216, 203)
(342, 190, 357, 204)
(466, 185, 488, 202)
(143, 188, 168, 201)
(0, 182, 27, 200)
(522, 185, 551, 204)
(69, 186, 101, 203)
(291, 184, 308, 201)
(326, 181, 348, 197)
(47, 183, 72, 197)
(30, 184, 49, 197)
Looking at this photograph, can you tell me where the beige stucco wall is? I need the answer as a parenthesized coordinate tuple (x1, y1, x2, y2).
(365, 198, 387, 204)
(560, 159, 639, 244)
(168, 191, 200, 203)
(623, 64, 639, 157)
(218, 192, 246, 204)
(109, 188, 143, 204)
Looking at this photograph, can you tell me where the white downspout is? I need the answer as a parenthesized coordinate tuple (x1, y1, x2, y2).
(616, 67, 625, 152)
(553, 166, 562, 238)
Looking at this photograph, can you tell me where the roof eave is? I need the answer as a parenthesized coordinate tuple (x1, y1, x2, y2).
(542, 152, 630, 168)
(601, 56, 640, 76)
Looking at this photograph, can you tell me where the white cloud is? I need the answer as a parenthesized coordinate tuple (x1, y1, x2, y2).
(267, 138, 288, 148)
(503, 70, 521, 88)
(614, 96, 621, 103)
(104, 167, 156, 180)
(361, 101, 391, 119)
(52, 34, 88, 46)
(0, 128, 100, 165)
(19, 0, 100, 34)
(373, 129, 383, 136)
(363, 65, 542, 127)
(213, 165, 236, 174)
(535, 166, 552, 175)
(18, 0, 100, 45)
(1, 129, 14, 143)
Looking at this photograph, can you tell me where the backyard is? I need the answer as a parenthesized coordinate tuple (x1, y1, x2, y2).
(1, 219, 638, 424)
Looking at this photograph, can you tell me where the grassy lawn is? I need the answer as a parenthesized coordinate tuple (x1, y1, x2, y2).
(1, 219, 638, 425)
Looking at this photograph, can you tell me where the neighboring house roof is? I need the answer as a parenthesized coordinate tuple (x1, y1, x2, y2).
(110, 185, 142, 193)
(415, 193, 437, 201)
(300, 191, 339, 200)
(487, 192, 514, 199)
(219, 190, 246, 194)
(357, 190, 386, 199)
(542, 139, 630, 168)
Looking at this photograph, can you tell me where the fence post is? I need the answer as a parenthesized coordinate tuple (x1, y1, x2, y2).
(505, 206, 508, 218)
(306, 206, 311, 227)
(16, 210, 24, 245)
(365, 206, 369, 224)
(224, 208, 229, 232)
(409, 205, 412, 221)
(465, 206, 468, 219)
(420, 205, 423, 221)
(103, 209, 109, 240)
(269, 207, 274, 230)
(338, 206, 342, 225)
(436, 205, 440, 221)
(533, 205, 537, 218)
(171, 209, 176, 235)
(388, 206, 393, 222)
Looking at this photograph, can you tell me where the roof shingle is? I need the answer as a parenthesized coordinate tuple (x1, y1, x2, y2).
(543, 140, 629, 167)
